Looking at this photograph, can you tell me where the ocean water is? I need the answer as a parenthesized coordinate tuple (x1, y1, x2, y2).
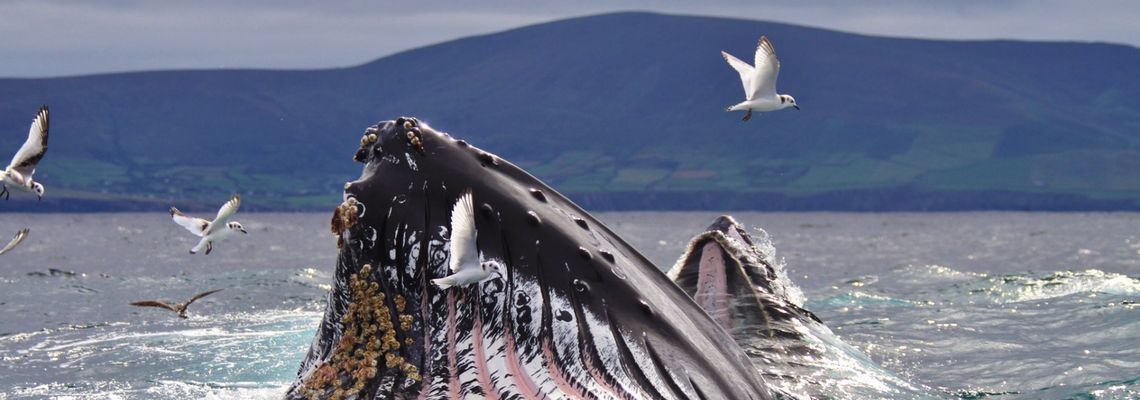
(0, 212, 1136, 399)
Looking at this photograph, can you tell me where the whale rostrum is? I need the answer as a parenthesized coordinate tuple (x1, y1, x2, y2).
(286, 117, 775, 399)
(669, 216, 930, 399)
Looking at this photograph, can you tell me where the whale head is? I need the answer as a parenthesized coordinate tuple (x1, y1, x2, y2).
(287, 118, 774, 399)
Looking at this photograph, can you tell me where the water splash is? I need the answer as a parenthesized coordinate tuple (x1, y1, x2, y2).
(736, 223, 938, 399)
(812, 265, 1140, 399)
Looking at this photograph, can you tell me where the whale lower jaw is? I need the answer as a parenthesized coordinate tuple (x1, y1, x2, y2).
(286, 118, 774, 399)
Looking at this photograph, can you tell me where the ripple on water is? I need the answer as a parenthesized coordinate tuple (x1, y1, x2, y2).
(2, 309, 320, 400)
(811, 266, 1140, 399)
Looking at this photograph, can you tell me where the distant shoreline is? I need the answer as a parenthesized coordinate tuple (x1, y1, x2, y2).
(568, 188, 1140, 212)
(1, 188, 1137, 212)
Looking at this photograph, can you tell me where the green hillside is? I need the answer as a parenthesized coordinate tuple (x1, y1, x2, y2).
(2, 12, 1139, 211)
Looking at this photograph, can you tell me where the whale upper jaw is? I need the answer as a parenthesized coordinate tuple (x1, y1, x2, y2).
(668, 215, 820, 332)
(287, 118, 774, 399)
(667, 216, 933, 399)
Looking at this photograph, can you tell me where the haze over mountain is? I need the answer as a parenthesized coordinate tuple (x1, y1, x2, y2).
(2, 12, 1138, 211)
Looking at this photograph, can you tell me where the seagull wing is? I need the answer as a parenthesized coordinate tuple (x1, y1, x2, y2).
(750, 36, 781, 100)
(8, 106, 49, 177)
(130, 300, 179, 312)
(0, 228, 29, 255)
(205, 195, 241, 235)
(185, 288, 223, 306)
(721, 51, 754, 99)
(448, 189, 478, 274)
(171, 207, 208, 237)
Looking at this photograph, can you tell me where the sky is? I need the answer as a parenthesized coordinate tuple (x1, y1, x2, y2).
(3, 0, 1139, 78)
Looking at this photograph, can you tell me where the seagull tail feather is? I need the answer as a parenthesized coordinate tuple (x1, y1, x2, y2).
(726, 101, 750, 112)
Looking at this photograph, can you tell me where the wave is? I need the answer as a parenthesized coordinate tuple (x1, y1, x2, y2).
(2, 309, 320, 400)
(805, 265, 1139, 399)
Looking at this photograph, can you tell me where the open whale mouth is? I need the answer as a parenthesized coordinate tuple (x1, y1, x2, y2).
(668, 215, 819, 331)
(668, 215, 826, 361)
(668, 216, 934, 399)
(286, 118, 775, 399)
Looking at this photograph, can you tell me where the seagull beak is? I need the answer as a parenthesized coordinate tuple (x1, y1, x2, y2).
(793, 105, 801, 110)
(240, 228, 248, 234)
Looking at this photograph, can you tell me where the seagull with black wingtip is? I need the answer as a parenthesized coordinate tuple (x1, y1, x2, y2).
(170, 194, 247, 254)
(2, 106, 49, 200)
(723, 36, 799, 121)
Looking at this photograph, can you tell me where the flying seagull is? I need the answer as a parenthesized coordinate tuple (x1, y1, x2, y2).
(2, 106, 49, 200)
(0, 228, 29, 255)
(432, 189, 503, 289)
(130, 289, 224, 319)
(170, 194, 247, 254)
(723, 36, 799, 121)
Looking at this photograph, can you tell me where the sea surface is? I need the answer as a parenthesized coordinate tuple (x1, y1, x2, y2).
(0, 212, 1136, 399)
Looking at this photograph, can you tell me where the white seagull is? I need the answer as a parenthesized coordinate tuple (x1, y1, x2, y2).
(432, 189, 503, 289)
(0, 228, 29, 255)
(170, 195, 247, 255)
(2, 106, 49, 200)
(723, 36, 799, 121)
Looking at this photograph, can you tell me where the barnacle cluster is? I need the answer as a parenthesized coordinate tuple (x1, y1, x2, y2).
(402, 120, 424, 151)
(361, 132, 379, 147)
(330, 197, 360, 249)
(354, 128, 381, 163)
(301, 264, 421, 399)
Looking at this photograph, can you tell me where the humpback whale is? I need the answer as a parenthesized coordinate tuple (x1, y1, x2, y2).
(287, 118, 774, 399)
(669, 216, 930, 399)
(669, 216, 821, 356)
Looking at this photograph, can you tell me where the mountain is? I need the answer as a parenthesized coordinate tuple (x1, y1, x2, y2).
(2, 12, 1139, 211)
